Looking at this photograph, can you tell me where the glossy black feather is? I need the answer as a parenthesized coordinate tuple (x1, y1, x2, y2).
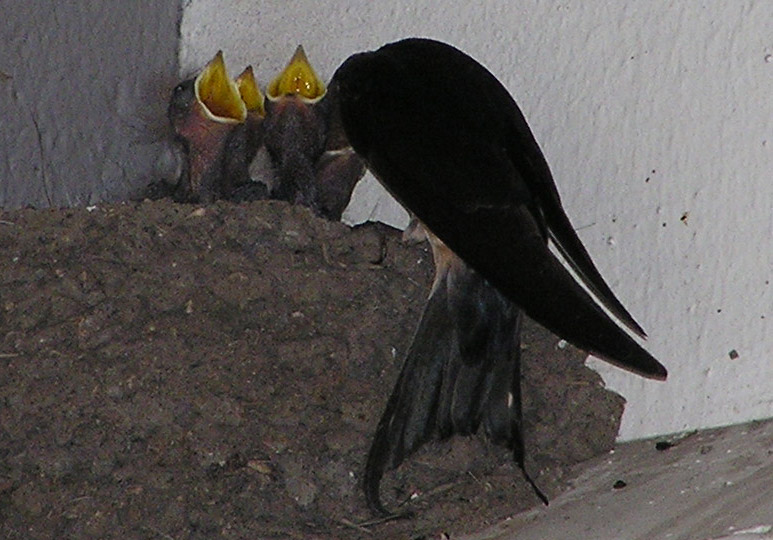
(332, 38, 666, 380)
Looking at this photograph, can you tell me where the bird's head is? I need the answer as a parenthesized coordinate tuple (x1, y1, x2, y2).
(167, 51, 257, 202)
(330, 48, 406, 107)
(168, 50, 249, 134)
(329, 49, 408, 161)
(193, 50, 247, 123)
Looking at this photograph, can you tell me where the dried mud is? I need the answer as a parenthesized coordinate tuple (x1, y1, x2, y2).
(0, 199, 625, 539)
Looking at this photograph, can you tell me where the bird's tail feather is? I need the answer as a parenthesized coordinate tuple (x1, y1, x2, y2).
(364, 257, 539, 514)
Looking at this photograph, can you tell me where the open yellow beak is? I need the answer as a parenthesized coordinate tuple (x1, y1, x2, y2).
(194, 50, 247, 123)
(267, 45, 326, 104)
(235, 65, 265, 117)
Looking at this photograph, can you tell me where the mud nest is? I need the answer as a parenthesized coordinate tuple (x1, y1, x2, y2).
(0, 199, 624, 539)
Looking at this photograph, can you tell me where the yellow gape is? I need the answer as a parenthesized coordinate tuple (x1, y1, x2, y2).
(194, 50, 247, 123)
(267, 45, 326, 104)
(235, 65, 265, 117)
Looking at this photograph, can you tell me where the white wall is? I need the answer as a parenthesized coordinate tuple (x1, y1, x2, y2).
(0, 1, 181, 208)
(180, 1, 773, 440)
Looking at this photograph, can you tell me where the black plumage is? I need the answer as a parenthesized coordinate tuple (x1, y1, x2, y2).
(331, 38, 667, 514)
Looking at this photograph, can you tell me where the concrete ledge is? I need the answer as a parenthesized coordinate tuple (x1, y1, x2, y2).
(464, 419, 773, 540)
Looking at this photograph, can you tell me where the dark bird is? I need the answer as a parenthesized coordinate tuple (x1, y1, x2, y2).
(167, 51, 266, 203)
(263, 45, 364, 220)
(330, 38, 667, 514)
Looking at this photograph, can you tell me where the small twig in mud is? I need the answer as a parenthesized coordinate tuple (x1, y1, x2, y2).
(355, 511, 411, 527)
(394, 479, 460, 511)
(320, 242, 348, 268)
(422, 481, 460, 498)
(321, 242, 333, 265)
(405, 277, 423, 287)
(338, 517, 372, 534)
(141, 526, 176, 540)
(468, 470, 493, 492)
(264, 527, 309, 539)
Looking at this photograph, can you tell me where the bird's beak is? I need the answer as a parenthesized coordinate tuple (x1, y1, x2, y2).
(235, 65, 265, 117)
(194, 50, 247, 123)
(267, 45, 326, 104)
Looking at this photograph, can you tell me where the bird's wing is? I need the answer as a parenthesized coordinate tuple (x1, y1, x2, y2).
(500, 87, 647, 337)
(384, 38, 646, 336)
(334, 39, 666, 380)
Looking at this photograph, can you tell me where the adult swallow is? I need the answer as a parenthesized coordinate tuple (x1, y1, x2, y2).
(263, 45, 363, 219)
(168, 51, 265, 202)
(331, 38, 667, 514)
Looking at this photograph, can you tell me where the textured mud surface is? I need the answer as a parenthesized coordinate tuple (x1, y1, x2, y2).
(0, 199, 625, 539)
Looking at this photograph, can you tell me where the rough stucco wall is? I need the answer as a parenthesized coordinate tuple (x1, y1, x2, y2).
(0, 1, 182, 208)
(180, 1, 773, 441)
